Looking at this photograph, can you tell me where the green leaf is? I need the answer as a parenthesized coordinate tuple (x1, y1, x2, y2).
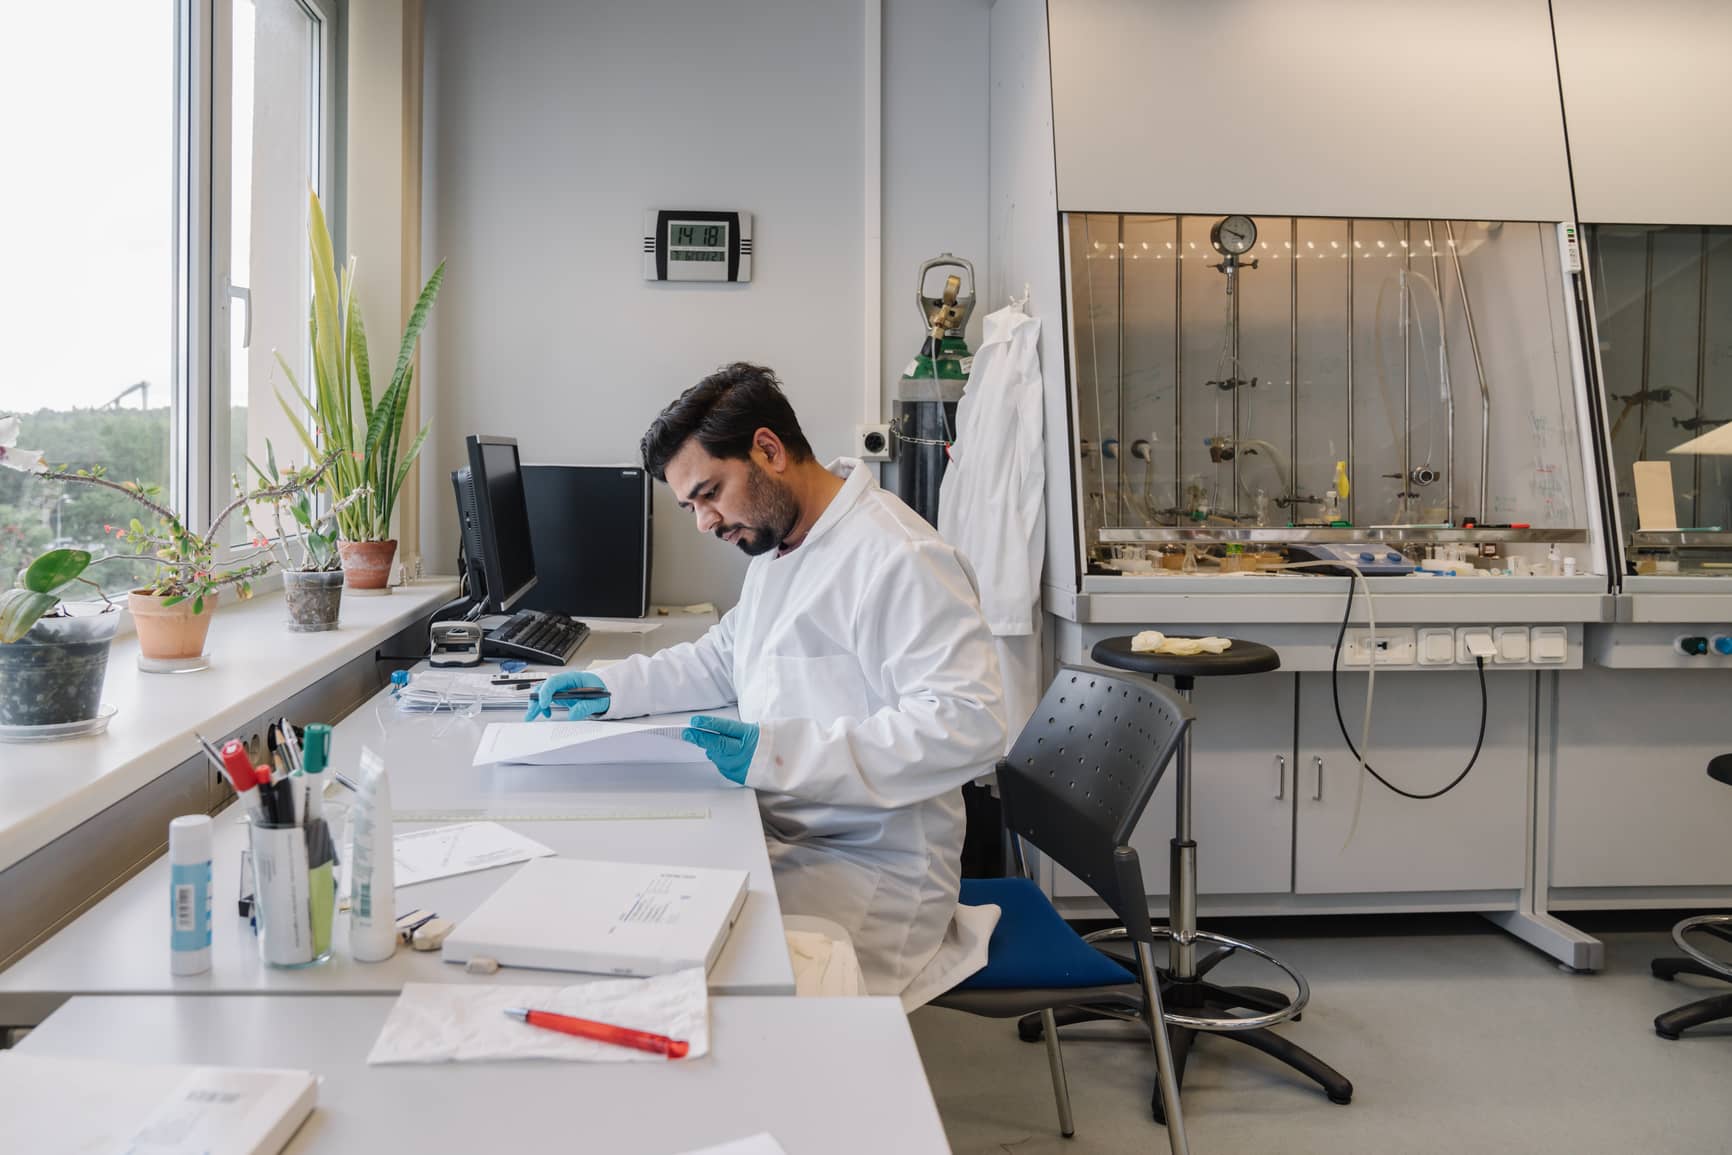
(23, 549, 91, 594)
(161, 595, 186, 608)
(0, 588, 60, 643)
(192, 596, 204, 615)
(386, 260, 445, 400)
(350, 294, 373, 426)
(265, 439, 279, 482)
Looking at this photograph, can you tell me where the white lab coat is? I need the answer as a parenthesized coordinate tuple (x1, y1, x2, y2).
(600, 459, 1007, 1008)
(938, 303, 1046, 742)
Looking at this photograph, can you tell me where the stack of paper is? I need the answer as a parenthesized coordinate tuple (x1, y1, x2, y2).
(397, 671, 539, 712)
(473, 720, 713, 766)
(0, 1053, 316, 1155)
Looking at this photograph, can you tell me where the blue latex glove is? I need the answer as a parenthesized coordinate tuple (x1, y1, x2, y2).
(524, 671, 610, 721)
(683, 715, 760, 784)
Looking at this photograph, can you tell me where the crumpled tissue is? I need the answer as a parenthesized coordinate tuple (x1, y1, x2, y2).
(1130, 631, 1233, 657)
(366, 969, 709, 1065)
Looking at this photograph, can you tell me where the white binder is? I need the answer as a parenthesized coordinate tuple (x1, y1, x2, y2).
(442, 857, 749, 977)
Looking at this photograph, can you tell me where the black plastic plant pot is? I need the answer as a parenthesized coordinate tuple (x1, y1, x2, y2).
(0, 607, 123, 726)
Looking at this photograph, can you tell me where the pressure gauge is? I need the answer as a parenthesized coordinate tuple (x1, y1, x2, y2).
(1211, 215, 1257, 256)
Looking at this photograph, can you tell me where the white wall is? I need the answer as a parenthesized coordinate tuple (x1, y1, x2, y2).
(419, 0, 995, 608)
(419, 0, 868, 607)
(880, 0, 992, 414)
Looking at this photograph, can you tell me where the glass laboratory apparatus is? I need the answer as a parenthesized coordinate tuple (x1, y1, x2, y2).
(1064, 213, 1601, 583)
(1583, 224, 1732, 581)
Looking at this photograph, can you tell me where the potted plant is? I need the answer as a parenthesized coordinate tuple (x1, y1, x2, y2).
(3, 415, 342, 671)
(237, 441, 369, 632)
(0, 549, 122, 731)
(277, 190, 444, 593)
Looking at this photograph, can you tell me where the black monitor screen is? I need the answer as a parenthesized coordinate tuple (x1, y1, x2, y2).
(467, 435, 538, 612)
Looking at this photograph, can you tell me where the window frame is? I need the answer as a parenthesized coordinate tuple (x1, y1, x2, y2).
(196, 0, 337, 566)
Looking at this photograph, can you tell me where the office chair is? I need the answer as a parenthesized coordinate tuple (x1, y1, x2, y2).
(1650, 754, 1732, 1040)
(932, 669, 1194, 1154)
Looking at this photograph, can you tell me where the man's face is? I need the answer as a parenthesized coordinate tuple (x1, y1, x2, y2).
(665, 439, 799, 557)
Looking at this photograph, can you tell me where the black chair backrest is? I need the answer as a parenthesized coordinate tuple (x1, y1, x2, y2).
(998, 667, 1193, 939)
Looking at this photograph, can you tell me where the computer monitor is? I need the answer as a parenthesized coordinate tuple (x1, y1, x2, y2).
(452, 434, 538, 614)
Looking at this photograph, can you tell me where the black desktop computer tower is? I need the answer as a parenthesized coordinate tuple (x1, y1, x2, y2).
(517, 464, 653, 619)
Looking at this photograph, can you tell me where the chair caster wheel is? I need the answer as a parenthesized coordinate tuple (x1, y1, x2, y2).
(1655, 1027, 1680, 1041)
(1329, 1090, 1354, 1105)
(1017, 1019, 1045, 1043)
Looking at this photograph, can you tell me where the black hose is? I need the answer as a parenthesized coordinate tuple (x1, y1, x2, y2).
(1330, 569, 1488, 800)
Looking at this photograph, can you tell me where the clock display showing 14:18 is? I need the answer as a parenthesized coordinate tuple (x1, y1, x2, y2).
(671, 222, 726, 248)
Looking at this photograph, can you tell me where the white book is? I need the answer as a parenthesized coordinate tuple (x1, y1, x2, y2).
(0, 1052, 315, 1155)
(441, 857, 749, 977)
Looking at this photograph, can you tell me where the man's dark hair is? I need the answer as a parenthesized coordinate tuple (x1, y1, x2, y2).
(640, 362, 815, 481)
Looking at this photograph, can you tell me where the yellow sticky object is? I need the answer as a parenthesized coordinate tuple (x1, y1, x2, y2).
(1334, 460, 1351, 500)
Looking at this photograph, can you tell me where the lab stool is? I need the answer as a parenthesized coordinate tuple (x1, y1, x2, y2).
(1021, 636, 1352, 1123)
(1650, 755, 1732, 1040)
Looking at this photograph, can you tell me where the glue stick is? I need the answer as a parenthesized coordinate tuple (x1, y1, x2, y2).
(169, 814, 213, 975)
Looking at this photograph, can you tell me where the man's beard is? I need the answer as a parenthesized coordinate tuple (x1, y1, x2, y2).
(715, 463, 800, 556)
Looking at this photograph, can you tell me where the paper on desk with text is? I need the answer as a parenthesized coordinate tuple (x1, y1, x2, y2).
(393, 821, 555, 887)
(367, 970, 710, 1064)
(473, 718, 713, 766)
(0, 1052, 316, 1155)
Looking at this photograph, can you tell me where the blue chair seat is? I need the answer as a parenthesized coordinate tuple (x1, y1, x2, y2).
(956, 877, 1135, 990)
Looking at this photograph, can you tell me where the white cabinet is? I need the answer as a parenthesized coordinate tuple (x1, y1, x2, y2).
(1550, 667, 1732, 888)
(1053, 674, 1295, 899)
(1294, 671, 1532, 894)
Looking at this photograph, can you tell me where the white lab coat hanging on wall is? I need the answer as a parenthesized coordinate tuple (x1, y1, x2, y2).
(939, 302, 1046, 745)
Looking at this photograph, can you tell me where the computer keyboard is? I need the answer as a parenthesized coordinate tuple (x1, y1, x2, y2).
(483, 609, 590, 666)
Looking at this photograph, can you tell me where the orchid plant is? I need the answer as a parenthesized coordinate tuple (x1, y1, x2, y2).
(1, 414, 341, 622)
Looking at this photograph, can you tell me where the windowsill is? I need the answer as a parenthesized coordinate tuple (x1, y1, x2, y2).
(0, 577, 458, 873)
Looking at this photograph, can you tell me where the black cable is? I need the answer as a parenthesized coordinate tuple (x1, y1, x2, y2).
(1330, 568, 1488, 800)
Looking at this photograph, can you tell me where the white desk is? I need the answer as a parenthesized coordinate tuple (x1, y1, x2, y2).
(16, 994, 952, 1155)
(0, 609, 797, 1024)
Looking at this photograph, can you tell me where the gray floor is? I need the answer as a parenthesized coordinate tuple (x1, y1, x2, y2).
(910, 917, 1732, 1154)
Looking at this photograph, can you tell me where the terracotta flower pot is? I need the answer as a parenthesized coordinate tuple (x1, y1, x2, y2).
(339, 539, 397, 592)
(283, 569, 344, 632)
(129, 590, 218, 667)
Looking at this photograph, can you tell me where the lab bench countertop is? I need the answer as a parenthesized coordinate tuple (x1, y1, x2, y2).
(15, 994, 951, 1155)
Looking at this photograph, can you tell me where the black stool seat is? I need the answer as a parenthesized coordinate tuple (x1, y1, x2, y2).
(1093, 636, 1281, 680)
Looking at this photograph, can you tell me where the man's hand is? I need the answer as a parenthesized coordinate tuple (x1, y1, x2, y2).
(524, 671, 610, 721)
(682, 715, 759, 783)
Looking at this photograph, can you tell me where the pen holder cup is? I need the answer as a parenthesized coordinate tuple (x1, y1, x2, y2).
(247, 819, 337, 968)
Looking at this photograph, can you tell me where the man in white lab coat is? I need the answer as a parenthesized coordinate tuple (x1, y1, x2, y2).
(529, 363, 1006, 1006)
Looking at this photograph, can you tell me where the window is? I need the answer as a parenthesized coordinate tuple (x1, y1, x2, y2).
(0, 2, 178, 596)
(218, 0, 330, 544)
(0, 0, 334, 596)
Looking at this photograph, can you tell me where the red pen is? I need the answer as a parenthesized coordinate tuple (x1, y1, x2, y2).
(501, 1007, 690, 1058)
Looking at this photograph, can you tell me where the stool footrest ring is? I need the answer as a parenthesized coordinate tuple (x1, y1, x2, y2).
(1672, 914, 1732, 981)
(1081, 926, 1309, 1032)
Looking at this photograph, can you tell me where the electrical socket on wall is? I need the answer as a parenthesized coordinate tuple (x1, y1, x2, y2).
(856, 423, 893, 462)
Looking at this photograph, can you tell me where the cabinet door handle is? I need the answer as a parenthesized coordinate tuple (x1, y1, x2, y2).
(1312, 754, 1325, 801)
(1274, 754, 1287, 800)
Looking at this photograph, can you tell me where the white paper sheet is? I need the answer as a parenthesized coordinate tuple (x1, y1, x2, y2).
(392, 822, 555, 887)
(473, 720, 713, 767)
(366, 971, 710, 1064)
(678, 1136, 789, 1155)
